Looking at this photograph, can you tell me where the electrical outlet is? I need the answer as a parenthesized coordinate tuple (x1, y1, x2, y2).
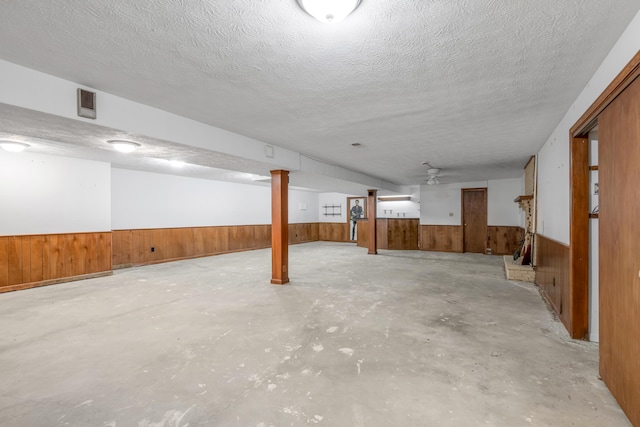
(449, 212, 454, 217)
(150, 247, 155, 252)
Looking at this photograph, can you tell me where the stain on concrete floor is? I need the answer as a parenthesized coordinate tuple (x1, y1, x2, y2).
(0, 242, 631, 426)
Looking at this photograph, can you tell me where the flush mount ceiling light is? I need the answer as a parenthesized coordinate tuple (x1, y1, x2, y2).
(0, 141, 30, 152)
(108, 140, 140, 153)
(297, 0, 362, 23)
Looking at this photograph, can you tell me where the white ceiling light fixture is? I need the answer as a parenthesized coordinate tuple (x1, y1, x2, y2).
(0, 141, 30, 152)
(297, 0, 362, 23)
(108, 140, 140, 153)
(422, 162, 441, 185)
(378, 195, 412, 201)
(169, 160, 185, 168)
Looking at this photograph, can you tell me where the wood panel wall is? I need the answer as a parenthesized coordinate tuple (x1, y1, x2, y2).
(289, 223, 320, 244)
(420, 225, 521, 254)
(534, 234, 570, 330)
(419, 225, 463, 252)
(318, 223, 350, 242)
(487, 226, 523, 256)
(387, 219, 419, 250)
(0, 232, 112, 293)
(357, 219, 387, 249)
(113, 223, 320, 268)
(357, 219, 418, 250)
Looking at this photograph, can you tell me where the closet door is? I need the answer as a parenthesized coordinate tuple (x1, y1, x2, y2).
(599, 75, 640, 427)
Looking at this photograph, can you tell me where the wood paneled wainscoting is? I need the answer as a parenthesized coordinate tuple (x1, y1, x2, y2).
(419, 225, 463, 252)
(0, 232, 112, 293)
(357, 219, 419, 250)
(419, 225, 522, 254)
(318, 223, 350, 242)
(487, 226, 523, 256)
(534, 234, 570, 330)
(112, 223, 320, 269)
(289, 223, 319, 244)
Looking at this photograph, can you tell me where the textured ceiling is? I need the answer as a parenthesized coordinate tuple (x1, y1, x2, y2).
(0, 0, 638, 187)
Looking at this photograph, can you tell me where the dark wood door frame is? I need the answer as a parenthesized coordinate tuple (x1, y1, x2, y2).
(461, 188, 488, 253)
(568, 51, 640, 339)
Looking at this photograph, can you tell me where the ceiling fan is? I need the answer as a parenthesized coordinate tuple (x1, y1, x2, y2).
(422, 162, 441, 185)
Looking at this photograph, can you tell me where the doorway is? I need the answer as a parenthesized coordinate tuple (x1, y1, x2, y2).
(462, 188, 487, 253)
(569, 51, 640, 426)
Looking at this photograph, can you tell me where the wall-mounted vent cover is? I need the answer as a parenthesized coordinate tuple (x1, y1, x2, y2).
(77, 88, 96, 119)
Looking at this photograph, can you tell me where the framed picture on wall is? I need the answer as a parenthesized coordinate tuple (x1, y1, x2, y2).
(347, 196, 367, 241)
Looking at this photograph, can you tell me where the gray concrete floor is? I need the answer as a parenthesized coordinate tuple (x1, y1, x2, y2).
(0, 242, 631, 427)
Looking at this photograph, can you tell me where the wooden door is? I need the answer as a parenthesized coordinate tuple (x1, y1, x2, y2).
(598, 75, 640, 426)
(462, 188, 487, 253)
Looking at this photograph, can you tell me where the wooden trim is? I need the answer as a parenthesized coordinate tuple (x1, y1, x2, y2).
(0, 271, 112, 293)
(270, 170, 289, 285)
(588, 213, 599, 219)
(569, 136, 590, 339)
(367, 189, 377, 254)
(0, 230, 112, 238)
(589, 165, 599, 171)
(571, 49, 640, 136)
(513, 195, 533, 203)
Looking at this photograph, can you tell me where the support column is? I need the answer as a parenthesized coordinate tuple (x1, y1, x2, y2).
(271, 170, 289, 284)
(367, 189, 377, 255)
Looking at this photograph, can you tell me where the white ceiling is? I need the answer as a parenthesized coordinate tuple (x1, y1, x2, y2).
(0, 0, 638, 188)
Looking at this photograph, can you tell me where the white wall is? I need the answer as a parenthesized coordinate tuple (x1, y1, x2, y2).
(0, 151, 111, 235)
(111, 168, 319, 229)
(588, 130, 599, 342)
(420, 181, 482, 225)
(288, 189, 320, 224)
(487, 178, 522, 226)
(378, 200, 420, 219)
(536, 10, 640, 244)
(318, 192, 353, 223)
(420, 178, 522, 226)
(378, 185, 421, 219)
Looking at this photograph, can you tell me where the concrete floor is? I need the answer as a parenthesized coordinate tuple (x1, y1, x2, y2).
(0, 242, 631, 427)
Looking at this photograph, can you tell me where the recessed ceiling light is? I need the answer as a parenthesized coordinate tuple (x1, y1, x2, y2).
(0, 141, 30, 152)
(297, 0, 362, 23)
(108, 140, 140, 153)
